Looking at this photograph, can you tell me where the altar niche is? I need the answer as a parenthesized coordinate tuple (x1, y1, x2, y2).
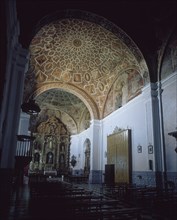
(46, 152, 53, 164)
(29, 116, 70, 175)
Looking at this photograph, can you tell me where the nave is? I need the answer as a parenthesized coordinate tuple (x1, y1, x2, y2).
(2, 178, 177, 220)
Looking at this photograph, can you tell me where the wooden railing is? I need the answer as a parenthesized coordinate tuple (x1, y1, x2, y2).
(16, 135, 34, 157)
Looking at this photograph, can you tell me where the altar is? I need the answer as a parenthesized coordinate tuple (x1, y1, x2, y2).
(44, 170, 57, 177)
(29, 116, 70, 175)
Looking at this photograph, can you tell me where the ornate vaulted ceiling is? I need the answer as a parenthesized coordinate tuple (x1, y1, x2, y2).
(34, 89, 90, 134)
(24, 12, 149, 135)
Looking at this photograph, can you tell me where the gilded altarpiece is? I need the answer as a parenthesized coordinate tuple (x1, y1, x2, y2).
(107, 129, 132, 184)
(29, 116, 70, 175)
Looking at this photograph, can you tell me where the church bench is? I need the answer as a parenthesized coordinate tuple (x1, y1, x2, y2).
(74, 207, 142, 220)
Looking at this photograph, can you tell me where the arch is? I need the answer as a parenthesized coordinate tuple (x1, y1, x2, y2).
(102, 67, 144, 118)
(31, 83, 100, 120)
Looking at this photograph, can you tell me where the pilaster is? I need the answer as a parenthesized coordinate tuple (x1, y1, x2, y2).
(0, 45, 29, 169)
(89, 120, 103, 183)
(0, 2, 28, 218)
(0, 0, 29, 169)
(151, 82, 163, 189)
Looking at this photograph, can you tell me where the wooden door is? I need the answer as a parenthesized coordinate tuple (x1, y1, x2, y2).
(107, 129, 131, 184)
(105, 164, 115, 185)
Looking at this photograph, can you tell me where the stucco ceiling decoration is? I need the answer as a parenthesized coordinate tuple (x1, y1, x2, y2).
(40, 89, 90, 134)
(24, 10, 149, 134)
(30, 89, 91, 135)
(31, 82, 99, 120)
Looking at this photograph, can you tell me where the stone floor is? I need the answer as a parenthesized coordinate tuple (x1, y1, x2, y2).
(1, 182, 177, 220)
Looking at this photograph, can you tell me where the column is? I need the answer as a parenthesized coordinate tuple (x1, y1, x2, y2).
(0, 44, 29, 169)
(0, 1, 29, 218)
(158, 81, 168, 189)
(151, 82, 164, 189)
(89, 119, 103, 183)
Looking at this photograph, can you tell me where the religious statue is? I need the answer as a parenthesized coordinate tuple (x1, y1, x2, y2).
(71, 155, 77, 167)
(46, 152, 53, 164)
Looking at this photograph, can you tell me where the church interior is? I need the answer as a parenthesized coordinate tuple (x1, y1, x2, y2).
(0, 0, 177, 219)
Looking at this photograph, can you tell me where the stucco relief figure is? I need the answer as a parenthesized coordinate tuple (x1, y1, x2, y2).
(46, 152, 53, 164)
(104, 73, 128, 117)
(127, 70, 143, 100)
(120, 74, 128, 104)
(115, 92, 122, 109)
(114, 82, 123, 109)
(104, 90, 114, 117)
(83, 111, 90, 129)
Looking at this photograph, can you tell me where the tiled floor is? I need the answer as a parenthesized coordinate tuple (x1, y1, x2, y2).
(2, 183, 177, 220)
(8, 186, 30, 220)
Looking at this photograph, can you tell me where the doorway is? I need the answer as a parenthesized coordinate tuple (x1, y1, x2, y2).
(107, 129, 132, 184)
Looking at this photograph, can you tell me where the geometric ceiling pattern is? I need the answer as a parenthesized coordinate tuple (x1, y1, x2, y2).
(35, 89, 90, 134)
(24, 17, 149, 135)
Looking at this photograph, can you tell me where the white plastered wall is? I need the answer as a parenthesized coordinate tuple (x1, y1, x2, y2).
(70, 83, 155, 173)
(18, 74, 177, 175)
